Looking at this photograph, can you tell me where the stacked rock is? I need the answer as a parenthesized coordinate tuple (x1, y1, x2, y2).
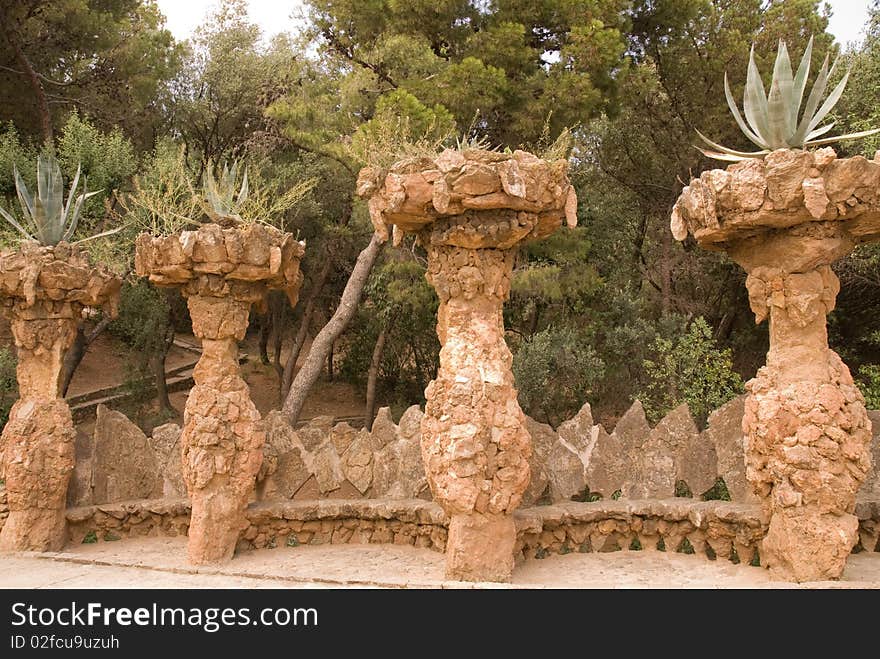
(135, 223, 304, 563)
(672, 148, 880, 581)
(0, 241, 119, 551)
(357, 148, 576, 582)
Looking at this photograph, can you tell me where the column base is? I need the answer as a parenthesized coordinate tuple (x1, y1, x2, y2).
(762, 508, 858, 582)
(187, 488, 247, 564)
(445, 513, 516, 583)
(0, 508, 67, 552)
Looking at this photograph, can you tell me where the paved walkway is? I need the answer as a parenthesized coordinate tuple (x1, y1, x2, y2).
(2, 537, 878, 589)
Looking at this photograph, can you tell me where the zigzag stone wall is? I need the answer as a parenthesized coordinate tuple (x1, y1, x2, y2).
(61, 395, 880, 509)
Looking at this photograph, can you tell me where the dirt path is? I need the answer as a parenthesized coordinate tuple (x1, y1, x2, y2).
(3, 537, 878, 589)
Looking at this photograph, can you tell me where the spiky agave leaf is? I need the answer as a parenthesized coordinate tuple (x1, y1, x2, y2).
(203, 159, 248, 222)
(697, 38, 880, 161)
(0, 155, 106, 246)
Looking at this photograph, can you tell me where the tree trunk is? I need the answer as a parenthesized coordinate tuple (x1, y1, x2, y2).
(151, 351, 172, 413)
(272, 294, 285, 381)
(281, 232, 384, 425)
(0, 20, 53, 144)
(364, 323, 389, 431)
(258, 311, 271, 365)
(280, 254, 334, 397)
(327, 341, 334, 381)
(59, 316, 113, 397)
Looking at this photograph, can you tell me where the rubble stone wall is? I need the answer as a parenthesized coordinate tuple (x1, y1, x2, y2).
(68, 396, 880, 510)
(16, 497, 875, 562)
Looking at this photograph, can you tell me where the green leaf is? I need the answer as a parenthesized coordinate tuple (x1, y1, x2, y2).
(724, 73, 768, 148)
(791, 36, 813, 129)
(806, 122, 836, 141)
(771, 40, 795, 139)
(805, 67, 851, 136)
(793, 54, 832, 144)
(695, 130, 770, 158)
(744, 46, 771, 145)
(0, 205, 36, 241)
(695, 146, 758, 162)
(805, 127, 880, 147)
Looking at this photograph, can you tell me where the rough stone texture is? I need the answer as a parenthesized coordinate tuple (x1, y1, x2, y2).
(149, 423, 185, 498)
(39, 497, 879, 569)
(673, 148, 879, 582)
(135, 223, 304, 564)
(92, 404, 161, 503)
(0, 241, 119, 551)
(523, 417, 554, 504)
(864, 411, 880, 499)
(357, 148, 576, 582)
(705, 396, 756, 503)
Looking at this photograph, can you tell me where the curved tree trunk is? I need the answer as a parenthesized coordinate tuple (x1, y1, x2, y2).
(58, 316, 113, 397)
(280, 254, 334, 397)
(281, 232, 384, 425)
(364, 323, 389, 431)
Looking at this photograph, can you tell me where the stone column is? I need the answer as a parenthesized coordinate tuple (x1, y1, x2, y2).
(0, 303, 78, 551)
(422, 243, 529, 582)
(732, 229, 873, 581)
(181, 286, 264, 564)
(135, 224, 304, 564)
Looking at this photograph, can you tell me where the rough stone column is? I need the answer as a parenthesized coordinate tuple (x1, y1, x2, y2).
(181, 288, 264, 563)
(135, 223, 304, 564)
(732, 232, 871, 581)
(422, 244, 528, 582)
(0, 305, 77, 551)
(671, 148, 880, 581)
(0, 242, 119, 552)
(356, 148, 577, 581)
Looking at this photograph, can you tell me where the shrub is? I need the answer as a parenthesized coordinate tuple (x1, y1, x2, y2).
(857, 364, 880, 410)
(638, 317, 743, 427)
(512, 326, 604, 427)
(0, 347, 17, 431)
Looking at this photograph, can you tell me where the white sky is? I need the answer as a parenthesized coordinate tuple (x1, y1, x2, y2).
(153, 0, 873, 46)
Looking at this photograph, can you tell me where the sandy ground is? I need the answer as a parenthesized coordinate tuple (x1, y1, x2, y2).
(2, 537, 878, 589)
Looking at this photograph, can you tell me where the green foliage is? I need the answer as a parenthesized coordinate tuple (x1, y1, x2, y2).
(82, 531, 98, 544)
(512, 326, 605, 427)
(203, 160, 249, 223)
(340, 258, 440, 408)
(57, 111, 138, 213)
(0, 123, 37, 201)
(638, 317, 744, 426)
(698, 38, 880, 160)
(0, 347, 18, 431)
(110, 279, 171, 357)
(0, 153, 112, 246)
(117, 141, 202, 238)
(857, 364, 880, 410)
(0, 0, 182, 150)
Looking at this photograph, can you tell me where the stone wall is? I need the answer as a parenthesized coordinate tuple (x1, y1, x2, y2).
(49, 497, 880, 562)
(69, 397, 880, 509)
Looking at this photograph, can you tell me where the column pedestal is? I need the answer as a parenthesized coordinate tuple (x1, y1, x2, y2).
(421, 244, 530, 582)
(0, 308, 77, 551)
(181, 293, 264, 564)
(736, 237, 872, 581)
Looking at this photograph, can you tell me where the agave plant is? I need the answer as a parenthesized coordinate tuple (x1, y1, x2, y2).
(203, 160, 249, 223)
(0, 154, 118, 246)
(697, 38, 880, 162)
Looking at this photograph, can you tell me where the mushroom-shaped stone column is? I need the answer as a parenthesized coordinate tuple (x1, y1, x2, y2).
(357, 149, 577, 581)
(135, 223, 304, 563)
(671, 148, 880, 581)
(0, 241, 120, 551)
